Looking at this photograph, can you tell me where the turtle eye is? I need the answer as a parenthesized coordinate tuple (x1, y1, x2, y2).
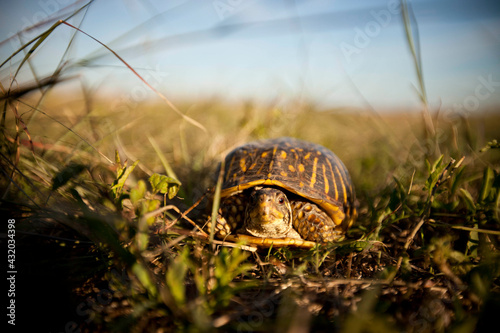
(277, 196, 285, 205)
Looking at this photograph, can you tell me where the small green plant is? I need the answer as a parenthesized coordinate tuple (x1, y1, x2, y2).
(149, 173, 182, 200)
(110, 151, 139, 204)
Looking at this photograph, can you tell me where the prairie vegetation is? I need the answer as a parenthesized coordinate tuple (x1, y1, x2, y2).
(1, 2, 499, 332)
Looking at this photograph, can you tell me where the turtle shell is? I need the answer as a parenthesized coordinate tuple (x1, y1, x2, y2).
(219, 137, 357, 231)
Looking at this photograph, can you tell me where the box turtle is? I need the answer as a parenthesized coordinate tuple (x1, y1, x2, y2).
(205, 137, 357, 246)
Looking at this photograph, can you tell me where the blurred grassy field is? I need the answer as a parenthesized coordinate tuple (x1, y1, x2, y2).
(11, 93, 500, 201)
(1, 3, 500, 332)
(2, 91, 500, 332)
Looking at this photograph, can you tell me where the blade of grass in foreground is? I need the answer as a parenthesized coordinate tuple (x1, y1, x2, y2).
(148, 135, 179, 181)
(59, 20, 208, 135)
(400, 0, 436, 142)
(210, 159, 225, 243)
(0, 1, 92, 75)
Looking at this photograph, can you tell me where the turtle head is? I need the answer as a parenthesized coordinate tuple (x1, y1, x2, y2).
(243, 187, 295, 238)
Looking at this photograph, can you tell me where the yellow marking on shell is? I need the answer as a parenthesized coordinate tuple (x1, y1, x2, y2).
(298, 164, 305, 172)
(288, 165, 296, 172)
(239, 158, 247, 172)
(309, 157, 318, 188)
(325, 158, 338, 200)
(249, 162, 257, 170)
(322, 163, 329, 194)
(299, 181, 304, 187)
(280, 171, 287, 177)
(266, 145, 278, 172)
(335, 165, 348, 204)
(338, 165, 350, 204)
(272, 145, 278, 158)
(267, 173, 272, 179)
(280, 150, 287, 159)
(304, 152, 311, 159)
(261, 152, 268, 158)
(256, 160, 266, 175)
(225, 154, 238, 182)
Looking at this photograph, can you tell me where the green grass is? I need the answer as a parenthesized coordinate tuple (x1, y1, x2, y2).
(2, 4, 500, 332)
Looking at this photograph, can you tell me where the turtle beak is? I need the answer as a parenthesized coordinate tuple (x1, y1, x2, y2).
(260, 201, 270, 217)
(260, 201, 283, 219)
(253, 200, 284, 223)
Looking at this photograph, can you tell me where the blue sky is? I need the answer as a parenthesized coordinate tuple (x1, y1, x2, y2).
(1, 0, 499, 112)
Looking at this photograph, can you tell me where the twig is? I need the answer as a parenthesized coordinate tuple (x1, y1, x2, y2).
(163, 227, 257, 252)
(147, 204, 208, 236)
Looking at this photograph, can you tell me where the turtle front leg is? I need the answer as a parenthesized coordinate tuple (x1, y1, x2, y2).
(291, 201, 345, 243)
(204, 193, 246, 239)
